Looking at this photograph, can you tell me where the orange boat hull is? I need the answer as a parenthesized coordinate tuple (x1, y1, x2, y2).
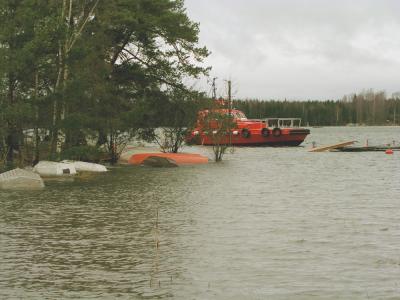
(129, 153, 209, 165)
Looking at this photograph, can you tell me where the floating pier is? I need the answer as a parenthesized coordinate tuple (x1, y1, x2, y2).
(309, 141, 356, 152)
(332, 146, 400, 152)
(310, 140, 399, 152)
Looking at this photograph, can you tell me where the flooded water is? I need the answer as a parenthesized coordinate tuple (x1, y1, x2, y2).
(1, 127, 400, 299)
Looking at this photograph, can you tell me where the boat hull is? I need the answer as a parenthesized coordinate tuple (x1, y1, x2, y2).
(188, 129, 309, 147)
(129, 153, 209, 165)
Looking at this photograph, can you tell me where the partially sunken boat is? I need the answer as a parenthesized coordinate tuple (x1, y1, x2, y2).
(142, 156, 179, 168)
(33, 161, 77, 176)
(61, 160, 108, 172)
(0, 168, 44, 190)
(129, 153, 208, 165)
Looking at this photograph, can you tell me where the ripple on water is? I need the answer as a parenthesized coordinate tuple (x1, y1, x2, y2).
(1, 127, 400, 299)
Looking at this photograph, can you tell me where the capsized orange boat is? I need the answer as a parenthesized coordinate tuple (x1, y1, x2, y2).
(129, 152, 208, 165)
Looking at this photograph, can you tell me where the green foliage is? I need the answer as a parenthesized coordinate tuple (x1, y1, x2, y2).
(134, 88, 206, 152)
(60, 145, 106, 163)
(202, 106, 236, 162)
(0, 0, 209, 165)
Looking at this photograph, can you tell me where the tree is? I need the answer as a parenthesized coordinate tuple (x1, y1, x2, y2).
(0, 0, 54, 165)
(0, 0, 209, 167)
(62, 0, 210, 162)
(138, 89, 205, 153)
(204, 110, 234, 162)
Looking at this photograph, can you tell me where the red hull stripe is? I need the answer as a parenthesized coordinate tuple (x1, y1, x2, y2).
(192, 133, 308, 146)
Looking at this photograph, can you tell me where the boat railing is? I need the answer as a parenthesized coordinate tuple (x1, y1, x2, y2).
(264, 118, 302, 128)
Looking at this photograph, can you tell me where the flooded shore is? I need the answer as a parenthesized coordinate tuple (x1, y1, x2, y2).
(1, 127, 400, 299)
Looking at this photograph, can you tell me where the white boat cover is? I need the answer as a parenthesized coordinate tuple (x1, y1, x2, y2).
(33, 161, 77, 176)
(0, 168, 45, 189)
(61, 160, 107, 172)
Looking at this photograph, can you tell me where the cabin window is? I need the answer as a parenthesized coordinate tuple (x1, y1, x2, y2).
(280, 119, 292, 127)
(293, 119, 301, 127)
(230, 111, 246, 119)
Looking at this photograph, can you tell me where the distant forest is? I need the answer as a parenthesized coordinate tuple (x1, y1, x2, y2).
(233, 90, 400, 126)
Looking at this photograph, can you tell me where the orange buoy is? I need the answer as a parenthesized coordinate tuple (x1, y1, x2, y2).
(385, 149, 394, 155)
(129, 152, 208, 165)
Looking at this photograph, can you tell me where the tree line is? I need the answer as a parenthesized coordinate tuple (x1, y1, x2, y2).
(0, 0, 208, 168)
(233, 90, 400, 126)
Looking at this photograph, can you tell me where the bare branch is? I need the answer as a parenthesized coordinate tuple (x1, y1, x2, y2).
(67, 0, 100, 54)
(121, 48, 187, 91)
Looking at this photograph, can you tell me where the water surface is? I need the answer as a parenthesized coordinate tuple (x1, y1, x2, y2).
(1, 127, 400, 299)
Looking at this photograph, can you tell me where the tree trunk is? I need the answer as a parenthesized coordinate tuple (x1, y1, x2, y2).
(6, 74, 18, 165)
(33, 72, 40, 165)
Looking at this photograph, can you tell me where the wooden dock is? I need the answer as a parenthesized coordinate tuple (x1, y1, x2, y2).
(332, 146, 400, 152)
(309, 141, 356, 152)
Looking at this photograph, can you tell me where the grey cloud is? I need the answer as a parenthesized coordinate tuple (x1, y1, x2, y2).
(185, 0, 400, 99)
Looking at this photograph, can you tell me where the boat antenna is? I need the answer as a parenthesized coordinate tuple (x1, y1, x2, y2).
(212, 77, 217, 99)
(227, 80, 233, 147)
(228, 80, 232, 111)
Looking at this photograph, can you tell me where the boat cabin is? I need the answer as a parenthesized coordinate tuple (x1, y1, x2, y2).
(265, 118, 302, 128)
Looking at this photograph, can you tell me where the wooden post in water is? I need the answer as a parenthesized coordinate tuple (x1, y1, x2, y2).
(228, 80, 232, 146)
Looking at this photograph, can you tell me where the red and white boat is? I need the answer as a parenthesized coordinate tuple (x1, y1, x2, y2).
(187, 108, 310, 146)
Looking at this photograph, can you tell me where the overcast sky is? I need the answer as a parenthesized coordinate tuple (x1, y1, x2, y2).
(184, 0, 400, 100)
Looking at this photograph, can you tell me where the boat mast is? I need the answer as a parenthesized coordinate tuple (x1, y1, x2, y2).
(228, 80, 232, 146)
(228, 80, 232, 112)
(212, 77, 217, 99)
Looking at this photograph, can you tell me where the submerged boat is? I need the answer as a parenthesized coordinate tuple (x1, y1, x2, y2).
(61, 160, 108, 172)
(33, 161, 77, 176)
(0, 168, 45, 190)
(186, 108, 310, 146)
(129, 152, 209, 165)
